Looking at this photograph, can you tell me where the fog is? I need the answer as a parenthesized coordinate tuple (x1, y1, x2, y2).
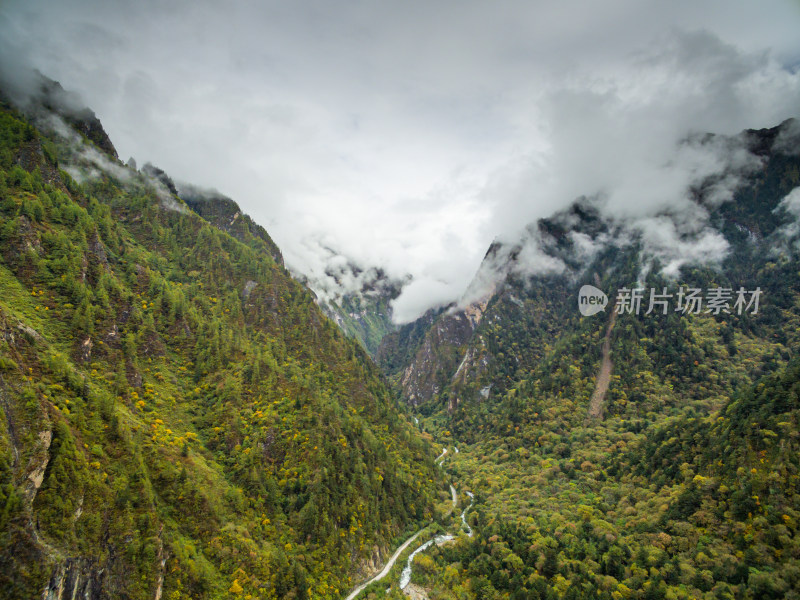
(1, 0, 798, 322)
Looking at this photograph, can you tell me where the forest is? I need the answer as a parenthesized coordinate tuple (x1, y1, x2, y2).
(0, 77, 799, 600)
(0, 98, 444, 600)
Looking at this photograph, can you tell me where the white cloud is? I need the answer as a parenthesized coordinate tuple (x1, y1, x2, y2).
(392, 278, 457, 325)
(633, 217, 731, 277)
(1, 1, 798, 322)
(780, 187, 800, 216)
(773, 186, 800, 249)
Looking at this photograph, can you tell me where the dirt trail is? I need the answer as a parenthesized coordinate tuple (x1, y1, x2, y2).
(587, 308, 617, 420)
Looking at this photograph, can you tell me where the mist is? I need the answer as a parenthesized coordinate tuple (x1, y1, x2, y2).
(1, 1, 798, 323)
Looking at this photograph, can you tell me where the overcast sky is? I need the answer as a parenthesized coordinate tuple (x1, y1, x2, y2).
(1, 0, 799, 322)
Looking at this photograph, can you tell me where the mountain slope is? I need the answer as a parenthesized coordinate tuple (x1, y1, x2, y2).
(298, 264, 405, 358)
(408, 356, 800, 600)
(376, 119, 800, 599)
(0, 80, 443, 600)
(381, 120, 800, 426)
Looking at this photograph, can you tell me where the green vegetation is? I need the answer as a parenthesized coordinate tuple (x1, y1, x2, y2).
(371, 122, 800, 599)
(1, 83, 799, 600)
(400, 357, 800, 599)
(325, 292, 398, 358)
(0, 99, 442, 599)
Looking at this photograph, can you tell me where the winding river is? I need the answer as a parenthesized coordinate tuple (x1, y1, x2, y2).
(343, 446, 475, 599)
(460, 491, 474, 538)
(343, 529, 426, 600)
(398, 487, 474, 591)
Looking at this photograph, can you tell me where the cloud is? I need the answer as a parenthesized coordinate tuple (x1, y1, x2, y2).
(457, 121, 775, 300)
(774, 119, 800, 155)
(32, 112, 131, 183)
(34, 111, 186, 212)
(632, 217, 730, 277)
(1, 1, 798, 322)
(392, 279, 458, 325)
(780, 187, 800, 216)
(773, 186, 800, 252)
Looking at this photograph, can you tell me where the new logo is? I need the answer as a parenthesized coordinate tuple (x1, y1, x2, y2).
(578, 285, 608, 316)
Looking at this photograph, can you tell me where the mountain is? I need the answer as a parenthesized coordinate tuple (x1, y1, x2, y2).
(0, 76, 444, 600)
(380, 119, 800, 423)
(300, 263, 406, 358)
(175, 181, 285, 268)
(375, 120, 800, 599)
(408, 356, 800, 600)
(2, 68, 800, 600)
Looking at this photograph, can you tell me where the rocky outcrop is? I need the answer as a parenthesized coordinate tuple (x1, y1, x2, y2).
(242, 280, 258, 300)
(43, 557, 107, 600)
(87, 231, 109, 269)
(141, 163, 179, 196)
(154, 524, 166, 600)
(354, 544, 388, 581)
(397, 298, 490, 406)
(36, 77, 118, 160)
(14, 138, 64, 189)
(23, 428, 52, 504)
(78, 336, 93, 363)
(403, 583, 430, 600)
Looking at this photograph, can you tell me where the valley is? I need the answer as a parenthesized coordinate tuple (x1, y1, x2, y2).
(0, 65, 799, 600)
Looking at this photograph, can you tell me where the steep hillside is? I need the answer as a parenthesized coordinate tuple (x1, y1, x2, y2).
(302, 265, 404, 358)
(381, 120, 800, 427)
(0, 80, 442, 600)
(372, 120, 800, 599)
(399, 357, 800, 600)
(176, 180, 285, 268)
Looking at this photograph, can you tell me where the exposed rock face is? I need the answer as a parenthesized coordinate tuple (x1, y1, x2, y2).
(354, 544, 387, 580)
(15, 320, 43, 344)
(14, 138, 64, 188)
(8, 214, 43, 258)
(397, 298, 490, 406)
(242, 280, 258, 300)
(34, 76, 119, 160)
(141, 163, 179, 196)
(23, 429, 52, 503)
(87, 231, 109, 269)
(78, 336, 93, 363)
(154, 524, 166, 600)
(43, 557, 108, 600)
(126, 365, 143, 388)
(403, 583, 430, 600)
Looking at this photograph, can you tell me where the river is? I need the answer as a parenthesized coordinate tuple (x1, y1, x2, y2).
(343, 529, 426, 600)
(343, 446, 475, 599)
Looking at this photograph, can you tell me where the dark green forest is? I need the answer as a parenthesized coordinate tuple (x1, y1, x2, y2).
(0, 97, 444, 600)
(1, 77, 799, 600)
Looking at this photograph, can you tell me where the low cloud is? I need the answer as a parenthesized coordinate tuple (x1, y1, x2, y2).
(772, 186, 800, 253)
(1, 2, 798, 323)
(633, 217, 730, 277)
(455, 125, 771, 306)
(29, 108, 187, 213)
(774, 119, 800, 155)
(392, 278, 458, 325)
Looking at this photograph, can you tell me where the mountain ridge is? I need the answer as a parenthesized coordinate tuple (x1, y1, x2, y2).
(379, 118, 800, 416)
(0, 75, 444, 600)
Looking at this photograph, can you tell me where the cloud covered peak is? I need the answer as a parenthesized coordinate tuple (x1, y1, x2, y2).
(455, 119, 800, 308)
(2, 1, 798, 323)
